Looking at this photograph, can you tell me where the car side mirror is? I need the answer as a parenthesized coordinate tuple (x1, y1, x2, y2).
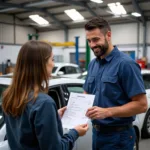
(57, 71, 64, 76)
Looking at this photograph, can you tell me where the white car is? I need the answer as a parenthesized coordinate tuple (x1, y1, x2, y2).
(52, 63, 81, 78)
(0, 63, 82, 79)
(79, 69, 150, 139)
(0, 73, 13, 78)
(0, 77, 141, 150)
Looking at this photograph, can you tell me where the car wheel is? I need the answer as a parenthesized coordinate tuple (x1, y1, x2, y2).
(141, 110, 150, 138)
(134, 137, 139, 150)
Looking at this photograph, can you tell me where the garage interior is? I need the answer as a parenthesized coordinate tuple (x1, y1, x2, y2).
(0, 0, 150, 149)
(0, 0, 150, 74)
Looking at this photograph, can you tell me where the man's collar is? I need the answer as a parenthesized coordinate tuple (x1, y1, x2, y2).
(95, 46, 119, 63)
(104, 46, 119, 62)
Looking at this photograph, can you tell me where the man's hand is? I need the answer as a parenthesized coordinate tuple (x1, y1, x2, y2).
(58, 106, 67, 118)
(86, 106, 111, 119)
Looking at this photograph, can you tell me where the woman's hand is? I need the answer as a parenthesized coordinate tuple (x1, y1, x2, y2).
(74, 124, 89, 136)
(58, 106, 67, 118)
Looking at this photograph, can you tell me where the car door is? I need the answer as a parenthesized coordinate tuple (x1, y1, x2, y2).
(63, 83, 92, 150)
(137, 73, 150, 129)
(143, 74, 150, 110)
(48, 85, 66, 109)
(0, 84, 9, 150)
(48, 85, 77, 150)
(140, 73, 150, 138)
(0, 85, 6, 129)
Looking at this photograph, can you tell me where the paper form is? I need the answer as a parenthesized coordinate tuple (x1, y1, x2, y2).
(61, 92, 95, 129)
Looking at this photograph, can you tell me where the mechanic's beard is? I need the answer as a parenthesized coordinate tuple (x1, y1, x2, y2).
(92, 39, 109, 59)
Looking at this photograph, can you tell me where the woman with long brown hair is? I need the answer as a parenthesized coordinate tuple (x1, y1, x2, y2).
(2, 41, 88, 150)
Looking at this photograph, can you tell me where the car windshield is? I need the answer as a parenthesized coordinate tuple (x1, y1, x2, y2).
(52, 67, 58, 73)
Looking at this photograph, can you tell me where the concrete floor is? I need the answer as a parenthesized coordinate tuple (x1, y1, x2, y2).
(139, 138, 150, 150)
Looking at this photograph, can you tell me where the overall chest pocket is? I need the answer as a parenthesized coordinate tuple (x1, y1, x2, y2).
(87, 76, 95, 93)
(101, 76, 119, 98)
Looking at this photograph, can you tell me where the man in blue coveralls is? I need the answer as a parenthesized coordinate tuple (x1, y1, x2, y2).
(84, 17, 148, 150)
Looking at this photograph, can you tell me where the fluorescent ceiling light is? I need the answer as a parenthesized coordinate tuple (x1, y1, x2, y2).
(108, 2, 126, 15)
(64, 9, 84, 21)
(90, 0, 103, 3)
(131, 12, 141, 17)
(73, 19, 87, 23)
(29, 15, 49, 26)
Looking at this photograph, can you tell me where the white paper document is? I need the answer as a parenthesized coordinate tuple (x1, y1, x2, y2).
(61, 92, 95, 129)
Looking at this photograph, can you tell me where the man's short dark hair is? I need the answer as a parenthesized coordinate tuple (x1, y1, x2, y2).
(84, 17, 111, 35)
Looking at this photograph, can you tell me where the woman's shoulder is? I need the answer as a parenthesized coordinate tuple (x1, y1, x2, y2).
(27, 93, 58, 120)
(28, 92, 55, 108)
(36, 93, 55, 105)
(38, 92, 53, 101)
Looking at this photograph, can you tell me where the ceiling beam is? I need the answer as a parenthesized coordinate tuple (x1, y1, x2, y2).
(84, 3, 97, 17)
(1, 0, 149, 27)
(0, 0, 7, 2)
(0, 1, 68, 13)
(131, 0, 146, 25)
(138, 0, 150, 2)
(44, 9, 150, 17)
(20, 14, 140, 26)
(0, 1, 68, 29)
(24, 0, 56, 7)
(19, 8, 149, 23)
(2, 0, 149, 17)
(53, 0, 97, 17)
(0, 20, 35, 27)
(14, 4, 68, 16)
